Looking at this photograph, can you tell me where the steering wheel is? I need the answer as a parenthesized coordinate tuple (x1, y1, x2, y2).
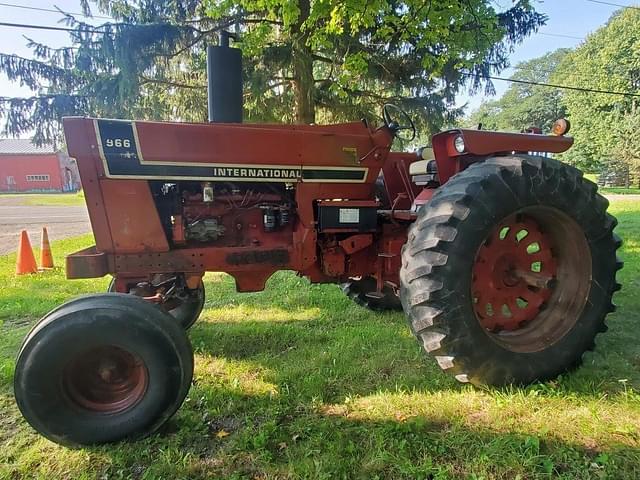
(383, 103, 416, 142)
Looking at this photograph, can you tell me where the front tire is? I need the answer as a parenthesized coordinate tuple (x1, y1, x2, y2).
(400, 155, 622, 386)
(14, 294, 193, 446)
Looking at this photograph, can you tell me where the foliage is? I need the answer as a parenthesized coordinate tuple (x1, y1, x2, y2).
(465, 48, 569, 132)
(555, 8, 640, 172)
(0, 1, 547, 143)
(611, 109, 640, 187)
(0, 198, 639, 478)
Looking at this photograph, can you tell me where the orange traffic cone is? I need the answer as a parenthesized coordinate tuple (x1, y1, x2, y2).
(40, 227, 54, 269)
(16, 230, 37, 275)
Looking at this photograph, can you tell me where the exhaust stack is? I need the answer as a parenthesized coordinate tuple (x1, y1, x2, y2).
(207, 31, 242, 123)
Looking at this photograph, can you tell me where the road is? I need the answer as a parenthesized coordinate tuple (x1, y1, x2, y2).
(0, 197, 91, 255)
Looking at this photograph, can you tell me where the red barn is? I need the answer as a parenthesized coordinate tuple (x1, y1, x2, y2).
(0, 139, 80, 192)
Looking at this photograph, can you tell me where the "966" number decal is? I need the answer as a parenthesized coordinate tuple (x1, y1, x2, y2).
(104, 138, 132, 148)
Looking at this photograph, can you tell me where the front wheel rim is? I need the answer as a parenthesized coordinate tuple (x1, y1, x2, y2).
(63, 345, 148, 414)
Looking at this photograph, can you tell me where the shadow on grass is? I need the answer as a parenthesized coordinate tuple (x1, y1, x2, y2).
(58, 375, 636, 480)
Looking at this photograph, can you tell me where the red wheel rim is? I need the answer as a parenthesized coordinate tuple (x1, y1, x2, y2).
(472, 215, 557, 332)
(63, 345, 148, 414)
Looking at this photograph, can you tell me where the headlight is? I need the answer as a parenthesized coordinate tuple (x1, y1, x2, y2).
(454, 135, 466, 153)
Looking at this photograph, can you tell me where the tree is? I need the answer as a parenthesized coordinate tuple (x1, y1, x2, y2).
(466, 100, 502, 130)
(612, 107, 640, 186)
(465, 48, 569, 132)
(0, 1, 546, 143)
(555, 7, 640, 172)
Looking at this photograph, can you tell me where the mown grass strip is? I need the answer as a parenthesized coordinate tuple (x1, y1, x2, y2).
(0, 193, 85, 207)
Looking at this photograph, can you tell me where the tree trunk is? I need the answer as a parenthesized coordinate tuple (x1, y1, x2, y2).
(292, 45, 315, 124)
(291, 0, 315, 124)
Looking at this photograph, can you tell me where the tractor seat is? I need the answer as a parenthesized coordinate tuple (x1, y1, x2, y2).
(409, 147, 434, 175)
(410, 147, 438, 185)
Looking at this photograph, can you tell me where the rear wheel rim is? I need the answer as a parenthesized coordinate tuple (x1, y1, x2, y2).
(472, 207, 592, 353)
(63, 345, 148, 414)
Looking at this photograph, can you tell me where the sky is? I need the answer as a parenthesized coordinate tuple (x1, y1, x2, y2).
(0, 0, 632, 129)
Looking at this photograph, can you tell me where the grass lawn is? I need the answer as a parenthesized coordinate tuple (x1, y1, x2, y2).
(0, 198, 639, 479)
(0, 193, 85, 207)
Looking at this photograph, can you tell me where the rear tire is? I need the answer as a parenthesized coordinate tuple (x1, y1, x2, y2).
(400, 155, 622, 386)
(341, 276, 402, 311)
(14, 294, 193, 446)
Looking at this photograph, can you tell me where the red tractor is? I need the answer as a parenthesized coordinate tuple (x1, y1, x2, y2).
(13, 43, 622, 446)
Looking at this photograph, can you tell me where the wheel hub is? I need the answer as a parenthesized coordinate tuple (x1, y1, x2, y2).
(63, 345, 148, 414)
(472, 216, 557, 331)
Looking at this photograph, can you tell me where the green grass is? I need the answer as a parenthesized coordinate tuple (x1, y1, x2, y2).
(0, 198, 639, 479)
(0, 192, 85, 206)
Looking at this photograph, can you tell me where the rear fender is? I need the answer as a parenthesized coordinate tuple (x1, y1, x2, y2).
(431, 129, 574, 184)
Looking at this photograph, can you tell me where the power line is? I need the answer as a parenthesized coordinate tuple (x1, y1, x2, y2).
(503, 63, 634, 81)
(0, 19, 206, 35)
(538, 32, 584, 41)
(585, 0, 640, 10)
(0, 21, 106, 34)
(0, 2, 112, 20)
(472, 73, 640, 97)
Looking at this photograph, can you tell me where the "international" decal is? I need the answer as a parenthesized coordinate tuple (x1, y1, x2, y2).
(212, 167, 302, 180)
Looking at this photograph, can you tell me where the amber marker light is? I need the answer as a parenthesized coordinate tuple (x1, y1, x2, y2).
(552, 118, 571, 136)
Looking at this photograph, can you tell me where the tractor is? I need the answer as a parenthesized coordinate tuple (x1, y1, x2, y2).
(13, 40, 622, 446)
